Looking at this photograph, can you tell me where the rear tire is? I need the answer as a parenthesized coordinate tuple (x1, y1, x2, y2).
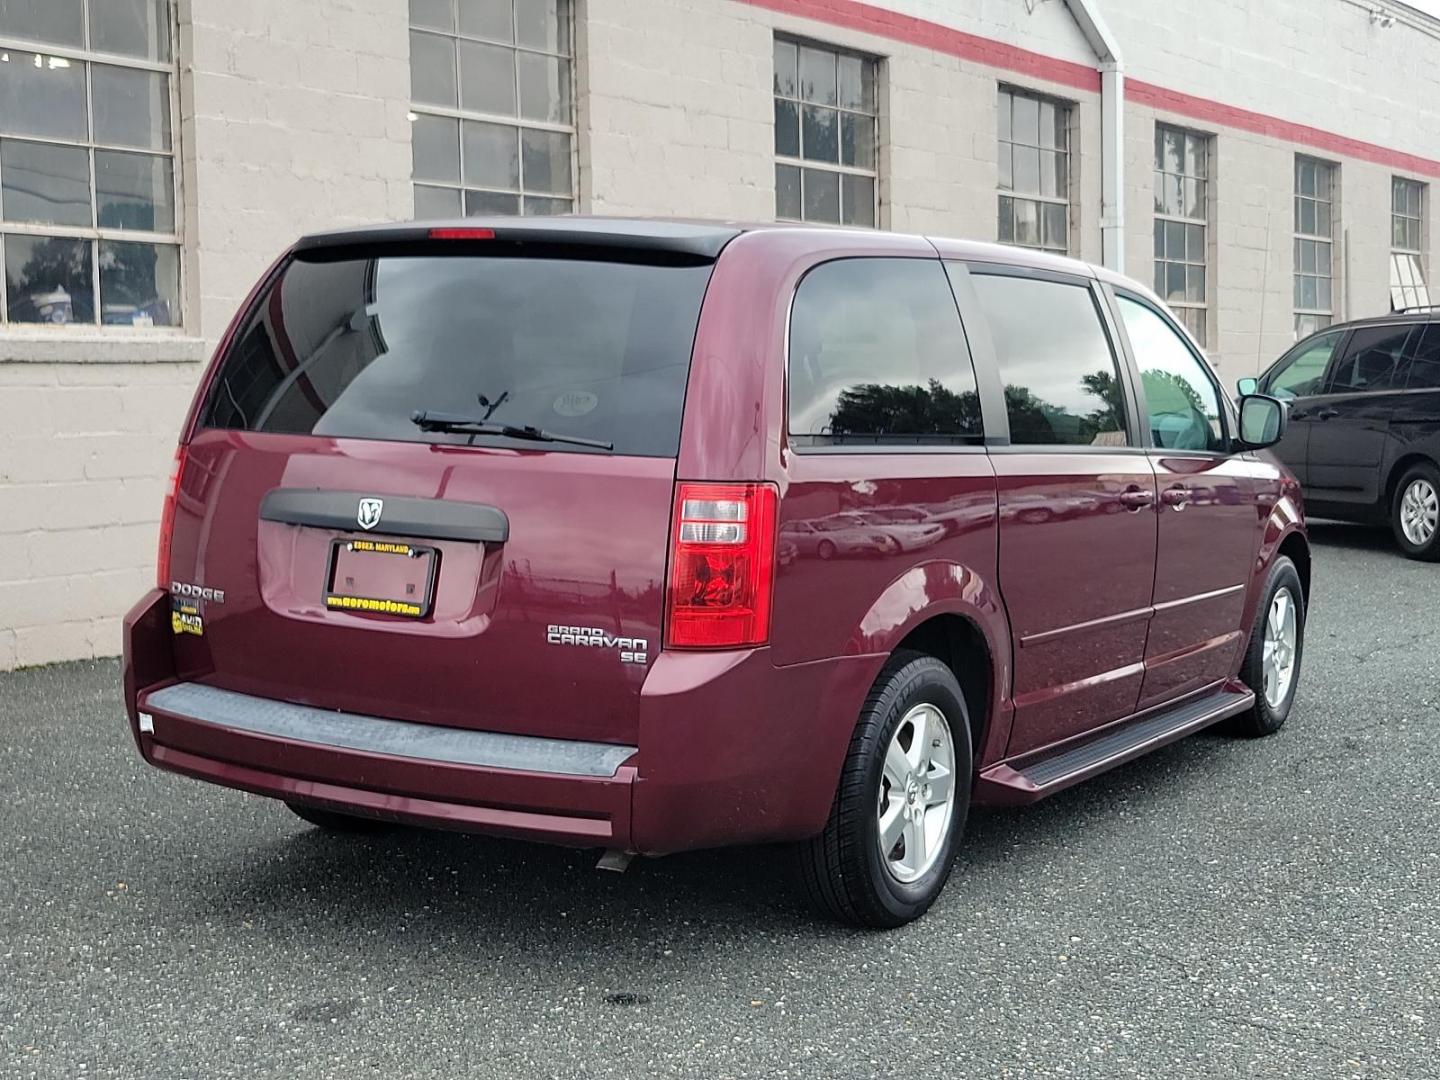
(1390, 462, 1440, 560)
(1229, 556, 1305, 738)
(817, 540, 837, 560)
(286, 802, 389, 833)
(799, 651, 972, 928)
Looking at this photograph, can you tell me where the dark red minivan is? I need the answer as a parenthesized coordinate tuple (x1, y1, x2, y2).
(123, 219, 1308, 926)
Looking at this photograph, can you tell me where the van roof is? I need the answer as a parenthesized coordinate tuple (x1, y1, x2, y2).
(293, 216, 1104, 279)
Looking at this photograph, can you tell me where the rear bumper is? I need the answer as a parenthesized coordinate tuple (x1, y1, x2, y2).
(123, 589, 879, 855)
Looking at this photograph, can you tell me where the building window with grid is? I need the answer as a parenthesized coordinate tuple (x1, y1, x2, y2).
(997, 87, 1071, 255)
(0, 1, 179, 327)
(1294, 156, 1336, 338)
(408, 0, 574, 218)
(1391, 176, 1428, 311)
(1153, 125, 1210, 346)
(773, 37, 877, 227)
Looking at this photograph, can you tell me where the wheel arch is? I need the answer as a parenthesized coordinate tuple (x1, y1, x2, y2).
(1384, 452, 1438, 514)
(893, 614, 996, 766)
(1276, 531, 1311, 607)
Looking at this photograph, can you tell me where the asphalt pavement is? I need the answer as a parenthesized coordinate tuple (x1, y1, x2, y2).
(2, 520, 1437, 1079)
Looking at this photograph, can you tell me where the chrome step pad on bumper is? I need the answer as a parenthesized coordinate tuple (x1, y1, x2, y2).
(143, 682, 636, 778)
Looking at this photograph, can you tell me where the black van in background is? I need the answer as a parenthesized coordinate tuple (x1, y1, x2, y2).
(1242, 312, 1440, 559)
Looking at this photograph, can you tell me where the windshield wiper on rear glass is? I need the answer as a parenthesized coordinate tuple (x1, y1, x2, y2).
(410, 410, 614, 451)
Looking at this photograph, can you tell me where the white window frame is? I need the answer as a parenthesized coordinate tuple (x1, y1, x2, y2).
(997, 85, 1072, 256)
(408, 0, 577, 217)
(1391, 176, 1428, 312)
(772, 35, 879, 228)
(0, 3, 183, 329)
(1153, 124, 1210, 347)
(1293, 155, 1337, 339)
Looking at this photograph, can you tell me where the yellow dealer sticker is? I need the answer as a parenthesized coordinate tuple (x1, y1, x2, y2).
(171, 598, 204, 636)
(325, 595, 424, 618)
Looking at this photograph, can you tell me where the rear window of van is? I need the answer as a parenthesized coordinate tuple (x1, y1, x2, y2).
(200, 252, 714, 456)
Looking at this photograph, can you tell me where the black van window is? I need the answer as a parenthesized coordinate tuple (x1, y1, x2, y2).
(971, 273, 1128, 447)
(787, 258, 981, 446)
(200, 253, 713, 457)
(1265, 329, 1342, 399)
(1408, 324, 1440, 390)
(1327, 324, 1416, 394)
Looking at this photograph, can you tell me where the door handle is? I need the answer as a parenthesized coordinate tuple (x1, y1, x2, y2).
(1118, 487, 1155, 511)
(1315, 407, 1340, 420)
(1161, 485, 1191, 510)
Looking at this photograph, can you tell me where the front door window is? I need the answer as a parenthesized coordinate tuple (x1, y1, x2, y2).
(1265, 330, 1344, 399)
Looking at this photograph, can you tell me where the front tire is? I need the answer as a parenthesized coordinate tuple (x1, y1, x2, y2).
(286, 801, 390, 833)
(1229, 556, 1305, 737)
(1391, 462, 1440, 560)
(799, 652, 972, 928)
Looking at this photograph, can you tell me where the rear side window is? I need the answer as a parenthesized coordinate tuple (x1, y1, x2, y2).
(1407, 324, 1440, 389)
(200, 253, 714, 456)
(1326, 324, 1415, 394)
(787, 258, 981, 446)
(971, 272, 1128, 446)
(1264, 330, 1341, 398)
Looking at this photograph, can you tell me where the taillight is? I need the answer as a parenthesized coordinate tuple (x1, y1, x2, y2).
(155, 446, 186, 588)
(665, 482, 778, 649)
(428, 227, 496, 240)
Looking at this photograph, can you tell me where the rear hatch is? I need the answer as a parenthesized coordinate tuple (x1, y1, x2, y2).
(166, 224, 729, 746)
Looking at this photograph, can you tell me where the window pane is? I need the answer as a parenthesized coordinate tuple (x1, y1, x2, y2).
(95, 149, 174, 232)
(799, 46, 837, 106)
(837, 54, 873, 111)
(1164, 222, 1184, 262)
(459, 39, 516, 116)
(841, 173, 874, 227)
(997, 92, 1011, 143)
(92, 65, 171, 150)
(1012, 146, 1039, 194)
(1268, 331, 1341, 397)
(520, 128, 569, 195)
(99, 240, 177, 326)
(515, 0, 568, 53)
(1042, 203, 1067, 251)
(801, 105, 838, 164)
(410, 31, 458, 107)
(1315, 200, 1332, 236)
(1188, 135, 1207, 178)
(998, 195, 1014, 243)
(802, 168, 840, 223)
(90, 0, 170, 62)
(840, 111, 872, 169)
(1187, 223, 1205, 261)
(1297, 198, 1315, 236)
(414, 183, 462, 218)
(998, 144, 1012, 191)
(1186, 265, 1205, 303)
(462, 119, 519, 189)
(973, 273, 1127, 446)
(412, 113, 460, 183)
(457, 0, 508, 40)
(774, 99, 799, 157)
(464, 188, 519, 215)
(4, 233, 94, 324)
(1166, 262, 1185, 303)
(0, 50, 88, 141)
(776, 163, 801, 220)
(517, 51, 569, 123)
(1161, 128, 1183, 174)
(411, 0, 456, 33)
(522, 195, 571, 216)
(1011, 93, 1038, 145)
(789, 258, 980, 442)
(1153, 220, 1164, 259)
(1297, 160, 1315, 197)
(1118, 296, 1223, 451)
(773, 39, 797, 97)
(1013, 198, 1039, 247)
(1184, 178, 1202, 219)
(1, 138, 90, 227)
(1328, 325, 1412, 393)
(1158, 173, 1181, 216)
(1299, 275, 1317, 310)
(0, 0, 83, 47)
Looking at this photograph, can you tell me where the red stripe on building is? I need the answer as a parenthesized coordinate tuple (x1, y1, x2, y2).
(740, 0, 1440, 179)
(738, 0, 1102, 92)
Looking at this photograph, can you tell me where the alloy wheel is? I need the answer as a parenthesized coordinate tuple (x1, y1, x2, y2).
(1400, 477, 1439, 547)
(876, 703, 957, 883)
(1262, 587, 1298, 709)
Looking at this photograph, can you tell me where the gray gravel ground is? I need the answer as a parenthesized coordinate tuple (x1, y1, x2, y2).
(2, 521, 1437, 1079)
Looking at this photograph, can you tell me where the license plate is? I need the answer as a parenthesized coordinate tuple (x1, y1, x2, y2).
(325, 538, 437, 619)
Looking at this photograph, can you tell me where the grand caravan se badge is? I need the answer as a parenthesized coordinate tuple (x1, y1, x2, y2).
(547, 625, 648, 665)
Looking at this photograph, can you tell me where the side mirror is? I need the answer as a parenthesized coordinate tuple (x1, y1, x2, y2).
(1235, 394, 1286, 451)
(1236, 376, 1259, 396)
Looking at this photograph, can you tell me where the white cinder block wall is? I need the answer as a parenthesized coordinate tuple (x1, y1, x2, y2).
(3, 0, 1439, 668)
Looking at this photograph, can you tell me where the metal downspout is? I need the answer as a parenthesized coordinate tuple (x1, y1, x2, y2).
(1063, 0, 1125, 273)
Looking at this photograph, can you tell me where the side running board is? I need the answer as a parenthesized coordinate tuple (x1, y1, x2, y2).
(975, 682, 1255, 806)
